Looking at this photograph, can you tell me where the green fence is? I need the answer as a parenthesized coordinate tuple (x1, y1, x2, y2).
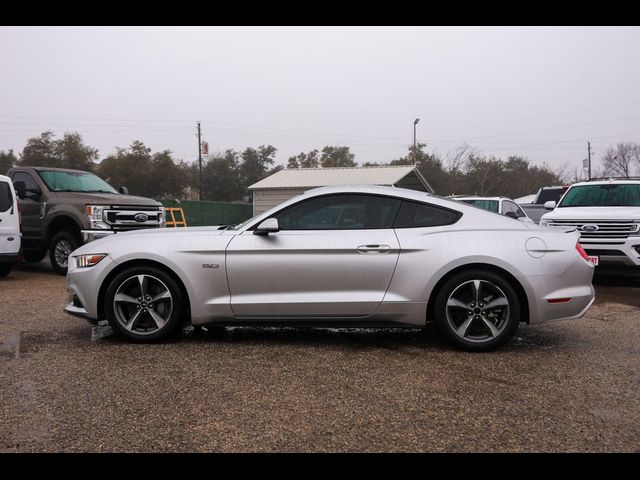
(157, 199, 253, 227)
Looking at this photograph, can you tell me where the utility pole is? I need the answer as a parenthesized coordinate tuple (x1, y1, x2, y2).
(587, 141, 592, 180)
(413, 118, 420, 164)
(197, 121, 202, 201)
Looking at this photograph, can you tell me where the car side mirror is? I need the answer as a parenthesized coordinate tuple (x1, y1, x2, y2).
(119, 186, 129, 195)
(504, 211, 518, 219)
(544, 201, 556, 210)
(254, 218, 279, 235)
(13, 181, 26, 199)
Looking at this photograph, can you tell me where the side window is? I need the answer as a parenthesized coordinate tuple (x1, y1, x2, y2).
(515, 205, 526, 218)
(503, 201, 522, 217)
(394, 200, 462, 228)
(0, 181, 12, 212)
(273, 194, 401, 230)
(12, 172, 39, 192)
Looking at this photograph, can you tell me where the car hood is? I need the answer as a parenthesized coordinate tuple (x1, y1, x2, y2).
(72, 225, 232, 256)
(541, 206, 640, 221)
(51, 192, 162, 207)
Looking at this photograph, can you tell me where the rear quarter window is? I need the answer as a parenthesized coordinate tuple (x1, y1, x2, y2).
(0, 181, 13, 212)
(394, 200, 462, 228)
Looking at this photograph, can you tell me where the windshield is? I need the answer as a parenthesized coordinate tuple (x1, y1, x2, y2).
(559, 184, 640, 207)
(38, 170, 118, 194)
(459, 199, 499, 213)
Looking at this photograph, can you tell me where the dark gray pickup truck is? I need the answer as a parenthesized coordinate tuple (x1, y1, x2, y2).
(7, 166, 164, 275)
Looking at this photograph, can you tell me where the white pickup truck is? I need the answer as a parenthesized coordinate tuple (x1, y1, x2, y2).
(540, 179, 640, 269)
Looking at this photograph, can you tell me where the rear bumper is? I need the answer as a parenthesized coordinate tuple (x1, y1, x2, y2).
(0, 252, 21, 263)
(527, 257, 596, 324)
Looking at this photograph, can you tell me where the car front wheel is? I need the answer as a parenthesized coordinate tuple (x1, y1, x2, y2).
(104, 266, 186, 342)
(433, 269, 522, 352)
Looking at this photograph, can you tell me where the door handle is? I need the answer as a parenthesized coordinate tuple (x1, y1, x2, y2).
(357, 244, 391, 253)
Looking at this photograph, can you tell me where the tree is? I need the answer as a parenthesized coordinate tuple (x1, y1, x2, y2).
(202, 150, 244, 202)
(238, 145, 277, 198)
(54, 132, 99, 171)
(150, 150, 188, 199)
(602, 142, 638, 178)
(287, 149, 320, 169)
(19, 131, 57, 167)
(19, 131, 98, 171)
(320, 146, 356, 168)
(97, 141, 187, 198)
(0, 149, 17, 174)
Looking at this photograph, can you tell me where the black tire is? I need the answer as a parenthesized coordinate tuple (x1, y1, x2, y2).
(23, 250, 47, 263)
(433, 269, 522, 352)
(104, 265, 186, 342)
(0, 263, 12, 278)
(49, 231, 80, 275)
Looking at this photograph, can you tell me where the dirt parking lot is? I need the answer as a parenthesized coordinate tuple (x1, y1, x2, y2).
(0, 261, 638, 452)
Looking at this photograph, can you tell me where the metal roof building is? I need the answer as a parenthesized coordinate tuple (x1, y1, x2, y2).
(248, 165, 433, 215)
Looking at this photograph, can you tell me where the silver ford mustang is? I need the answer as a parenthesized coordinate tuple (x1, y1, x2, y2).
(65, 185, 595, 351)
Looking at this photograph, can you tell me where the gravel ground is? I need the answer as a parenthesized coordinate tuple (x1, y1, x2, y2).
(0, 261, 638, 452)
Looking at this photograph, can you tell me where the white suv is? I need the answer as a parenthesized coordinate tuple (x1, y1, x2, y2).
(0, 174, 21, 277)
(540, 179, 640, 268)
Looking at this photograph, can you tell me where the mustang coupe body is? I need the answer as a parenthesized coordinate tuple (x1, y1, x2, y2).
(65, 185, 595, 351)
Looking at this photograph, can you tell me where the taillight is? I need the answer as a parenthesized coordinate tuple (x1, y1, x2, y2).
(576, 242, 589, 262)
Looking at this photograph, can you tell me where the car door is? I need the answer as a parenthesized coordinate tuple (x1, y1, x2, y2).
(0, 178, 20, 255)
(226, 193, 402, 319)
(10, 171, 44, 242)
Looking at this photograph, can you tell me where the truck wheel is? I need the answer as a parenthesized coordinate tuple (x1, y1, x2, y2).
(23, 250, 47, 263)
(0, 264, 11, 278)
(49, 231, 79, 275)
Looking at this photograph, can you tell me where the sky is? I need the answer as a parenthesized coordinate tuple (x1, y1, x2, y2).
(1, 26, 640, 175)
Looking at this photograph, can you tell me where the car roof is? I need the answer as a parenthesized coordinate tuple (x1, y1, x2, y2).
(570, 179, 640, 187)
(13, 166, 93, 174)
(453, 196, 505, 201)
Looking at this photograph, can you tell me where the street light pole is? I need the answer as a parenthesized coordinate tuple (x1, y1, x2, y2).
(413, 118, 420, 164)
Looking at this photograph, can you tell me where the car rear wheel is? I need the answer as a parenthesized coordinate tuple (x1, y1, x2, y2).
(49, 231, 79, 275)
(104, 266, 185, 342)
(433, 269, 521, 352)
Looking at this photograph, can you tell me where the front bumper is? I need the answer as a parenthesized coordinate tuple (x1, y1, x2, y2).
(579, 237, 640, 267)
(65, 254, 116, 322)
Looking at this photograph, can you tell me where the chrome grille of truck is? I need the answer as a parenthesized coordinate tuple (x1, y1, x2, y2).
(104, 206, 164, 231)
(548, 219, 639, 239)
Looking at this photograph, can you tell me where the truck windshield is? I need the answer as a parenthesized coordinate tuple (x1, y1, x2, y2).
(38, 170, 118, 194)
(460, 199, 499, 213)
(558, 184, 640, 207)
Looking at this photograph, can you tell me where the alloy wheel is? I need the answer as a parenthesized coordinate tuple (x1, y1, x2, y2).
(445, 279, 510, 344)
(112, 274, 174, 335)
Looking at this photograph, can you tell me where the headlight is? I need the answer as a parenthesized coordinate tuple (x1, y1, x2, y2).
(75, 254, 107, 268)
(85, 205, 110, 230)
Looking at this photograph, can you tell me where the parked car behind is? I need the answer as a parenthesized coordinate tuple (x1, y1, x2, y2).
(540, 179, 640, 270)
(7, 166, 165, 275)
(516, 185, 570, 224)
(0, 174, 21, 278)
(451, 196, 534, 223)
(65, 185, 595, 352)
